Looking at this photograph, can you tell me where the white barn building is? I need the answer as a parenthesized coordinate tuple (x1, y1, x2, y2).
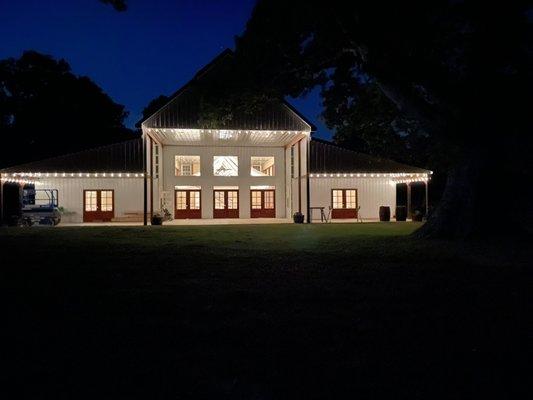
(0, 50, 431, 224)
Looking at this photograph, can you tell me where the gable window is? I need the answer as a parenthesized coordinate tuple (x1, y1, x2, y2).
(250, 156, 275, 176)
(213, 156, 238, 176)
(175, 156, 201, 176)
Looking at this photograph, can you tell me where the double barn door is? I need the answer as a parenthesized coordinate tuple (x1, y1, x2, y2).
(213, 190, 239, 218)
(83, 190, 114, 222)
(250, 189, 275, 218)
(175, 190, 201, 219)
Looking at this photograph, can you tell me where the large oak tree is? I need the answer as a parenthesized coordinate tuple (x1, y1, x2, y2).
(231, 0, 531, 238)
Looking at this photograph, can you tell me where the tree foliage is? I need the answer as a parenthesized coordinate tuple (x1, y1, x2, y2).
(231, 0, 531, 238)
(0, 51, 136, 168)
(135, 94, 170, 131)
(99, 0, 127, 12)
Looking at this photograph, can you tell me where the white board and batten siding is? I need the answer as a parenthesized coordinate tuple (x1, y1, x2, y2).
(310, 177, 396, 220)
(161, 145, 288, 218)
(36, 178, 144, 223)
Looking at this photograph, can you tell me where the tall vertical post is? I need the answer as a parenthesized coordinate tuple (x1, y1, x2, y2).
(0, 173, 3, 225)
(298, 138, 302, 213)
(406, 183, 411, 219)
(143, 134, 148, 226)
(425, 180, 429, 216)
(306, 136, 311, 223)
(149, 136, 154, 219)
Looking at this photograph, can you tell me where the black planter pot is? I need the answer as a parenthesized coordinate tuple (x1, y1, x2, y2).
(151, 215, 163, 225)
(379, 206, 391, 222)
(293, 212, 304, 223)
(395, 206, 407, 221)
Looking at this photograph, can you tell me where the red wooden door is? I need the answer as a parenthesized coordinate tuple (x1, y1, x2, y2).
(331, 189, 358, 219)
(174, 190, 201, 219)
(83, 190, 114, 222)
(213, 190, 239, 218)
(250, 189, 275, 218)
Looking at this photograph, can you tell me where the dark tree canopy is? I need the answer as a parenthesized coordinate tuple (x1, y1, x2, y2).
(0, 51, 136, 168)
(135, 95, 170, 131)
(99, 0, 127, 12)
(231, 0, 532, 238)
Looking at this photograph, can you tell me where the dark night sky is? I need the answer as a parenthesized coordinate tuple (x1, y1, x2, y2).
(0, 0, 332, 139)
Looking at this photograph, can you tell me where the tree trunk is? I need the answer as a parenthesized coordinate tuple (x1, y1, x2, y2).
(414, 148, 530, 239)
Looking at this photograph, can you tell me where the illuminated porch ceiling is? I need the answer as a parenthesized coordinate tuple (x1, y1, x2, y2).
(145, 128, 308, 147)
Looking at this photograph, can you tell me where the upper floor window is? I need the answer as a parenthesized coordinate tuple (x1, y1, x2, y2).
(175, 155, 201, 176)
(213, 156, 238, 176)
(251, 156, 275, 177)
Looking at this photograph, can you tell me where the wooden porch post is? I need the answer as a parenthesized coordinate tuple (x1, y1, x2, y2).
(306, 137, 311, 223)
(425, 180, 429, 216)
(143, 134, 148, 226)
(407, 183, 411, 219)
(298, 138, 302, 213)
(0, 173, 3, 225)
(149, 136, 154, 219)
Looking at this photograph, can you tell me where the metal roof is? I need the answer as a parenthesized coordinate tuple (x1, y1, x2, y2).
(0, 139, 143, 174)
(310, 139, 431, 174)
(141, 49, 315, 132)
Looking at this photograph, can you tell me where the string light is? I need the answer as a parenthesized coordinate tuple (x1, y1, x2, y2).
(309, 172, 431, 178)
(2, 172, 145, 180)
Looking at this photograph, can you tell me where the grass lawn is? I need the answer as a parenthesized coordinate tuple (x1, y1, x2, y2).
(1, 223, 531, 398)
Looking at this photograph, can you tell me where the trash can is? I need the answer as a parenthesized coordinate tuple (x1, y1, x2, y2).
(395, 206, 407, 221)
(379, 206, 391, 222)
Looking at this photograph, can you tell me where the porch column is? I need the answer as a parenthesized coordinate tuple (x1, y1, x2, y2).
(407, 183, 411, 219)
(143, 134, 148, 226)
(149, 136, 154, 219)
(425, 180, 429, 216)
(306, 137, 311, 223)
(298, 138, 302, 213)
(0, 173, 3, 224)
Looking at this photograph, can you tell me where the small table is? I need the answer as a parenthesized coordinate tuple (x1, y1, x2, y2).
(310, 206, 328, 223)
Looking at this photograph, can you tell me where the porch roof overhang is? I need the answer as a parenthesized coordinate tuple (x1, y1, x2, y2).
(144, 128, 309, 147)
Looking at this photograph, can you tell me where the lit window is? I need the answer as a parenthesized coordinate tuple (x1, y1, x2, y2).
(332, 189, 357, 209)
(264, 191, 274, 209)
(227, 191, 238, 209)
(175, 156, 201, 176)
(345, 190, 356, 209)
(250, 156, 275, 176)
(176, 191, 187, 210)
(189, 191, 200, 209)
(213, 156, 238, 176)
(251, 191, 262, 209)
(214, 191, 225, 209)
(100, 190, 113, 211)
(85, 191, 97, 211)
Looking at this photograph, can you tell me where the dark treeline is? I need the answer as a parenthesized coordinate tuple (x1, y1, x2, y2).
(0, 51, 138, 169)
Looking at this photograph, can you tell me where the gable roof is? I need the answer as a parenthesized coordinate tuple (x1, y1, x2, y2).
(310, 138, 431, 174)
(0, 139, 143, 174)
(141, 49, 315, 132)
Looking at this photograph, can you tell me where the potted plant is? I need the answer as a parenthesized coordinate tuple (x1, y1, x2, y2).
(293, 211, 304, 223)
(151, 212, 163, 225)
